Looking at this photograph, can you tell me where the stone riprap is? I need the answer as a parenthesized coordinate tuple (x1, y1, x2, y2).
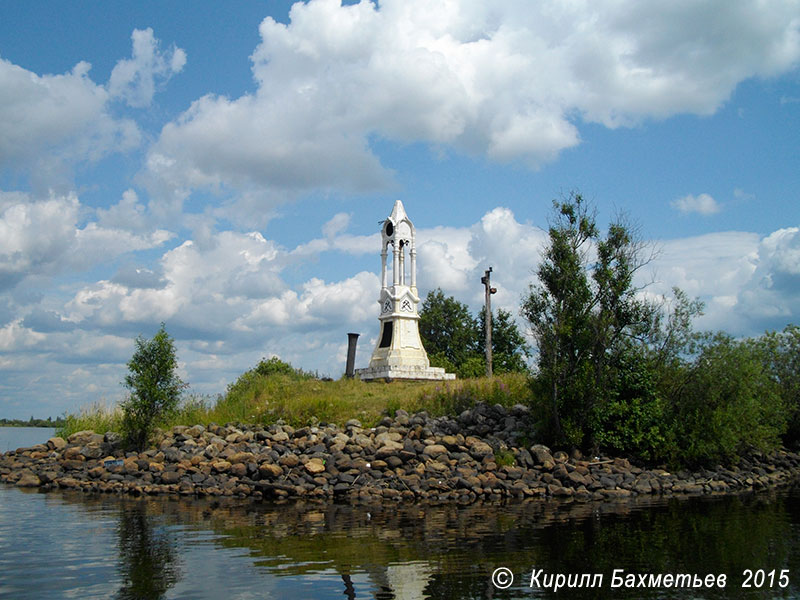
(2, 403, 800, 503)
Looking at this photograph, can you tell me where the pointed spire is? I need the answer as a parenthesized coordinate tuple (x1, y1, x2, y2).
(389, 199, 407, 223)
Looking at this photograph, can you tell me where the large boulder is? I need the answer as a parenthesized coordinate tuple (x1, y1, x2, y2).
(423, 444, 448, 458)
(185, 424, 206, 438)
(46, 437, 67, 451)
(304, 458, 326, 475)
(16, 471, 40, 487)
(531, 445, 555, 470)
(259, 463, 283, 479)
(67, 430, 103, 446)
(80, 445, 104, 460)
(229, 452, 255, 464)
(375, 440, 404, 459)
(160, 470, 182, 484)
(279, 453, 300, 468)
(468, 441, 494, 460)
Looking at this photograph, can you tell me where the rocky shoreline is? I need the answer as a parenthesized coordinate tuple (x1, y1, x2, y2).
(3, 403, 800, 503)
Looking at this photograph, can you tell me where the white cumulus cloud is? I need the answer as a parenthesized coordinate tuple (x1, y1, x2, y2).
(736, 227, 800, 330)
(0, 28, 184, 190)
(671, 193, 722, 215)
(0, 192, 173, 291)
(108, 28, 187, 108)
(143, 0, 800, 207)
(0, 59, 139, 187)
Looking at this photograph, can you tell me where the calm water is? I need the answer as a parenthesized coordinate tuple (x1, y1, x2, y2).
(2, 427, 800, 599)
(0, 426, 55, 452)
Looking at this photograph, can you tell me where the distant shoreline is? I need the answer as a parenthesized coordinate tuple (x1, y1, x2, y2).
(0, 420, 64, 429)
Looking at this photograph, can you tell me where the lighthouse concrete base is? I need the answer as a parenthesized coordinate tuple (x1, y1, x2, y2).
(355, 365, 455, 381)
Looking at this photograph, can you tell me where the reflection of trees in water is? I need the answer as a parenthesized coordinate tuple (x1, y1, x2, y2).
(422, 491, 800, 600)
(56, 487, 800, 600)
(341, 573, 356, 600)
(115, 505, 181, 600)
(533, 492, 796, 579)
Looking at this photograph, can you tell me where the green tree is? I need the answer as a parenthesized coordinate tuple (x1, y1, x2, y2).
(520, 193, 792, 465)
(521, 193, 657, 450)
(419, 289, 481, 377)
(420, 289, 530, 378)
(121, 323, 185, 450)
(647, 287, 706, 396)
(477, 307, 530, 374)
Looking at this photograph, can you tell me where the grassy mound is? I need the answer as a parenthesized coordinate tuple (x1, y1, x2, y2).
(58, 357, 530, 439)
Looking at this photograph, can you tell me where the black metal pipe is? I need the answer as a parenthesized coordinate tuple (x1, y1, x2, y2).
(345, 333, 360, 378)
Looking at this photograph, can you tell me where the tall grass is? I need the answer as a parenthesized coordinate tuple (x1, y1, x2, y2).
(209, 375, 439, 427)
(386, 373, 530, 418)
(56, 401, 122, 439)
(58, 372, 531, 438)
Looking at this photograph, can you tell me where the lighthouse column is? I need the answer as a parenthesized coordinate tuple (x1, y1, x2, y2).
(410, 244, 417, 290)
(398, 241, 406, 286)
(380, 245, 388, 289)
(392, 242, 399, 286)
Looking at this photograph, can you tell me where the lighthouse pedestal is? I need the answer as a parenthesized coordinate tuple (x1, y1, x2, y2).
(356, 364, 453, 381)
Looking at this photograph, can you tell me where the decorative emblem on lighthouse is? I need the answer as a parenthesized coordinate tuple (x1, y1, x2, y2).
(356, 201, 455, 381)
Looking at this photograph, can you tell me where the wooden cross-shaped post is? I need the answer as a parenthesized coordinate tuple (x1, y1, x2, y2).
(481, 267, 497, 377)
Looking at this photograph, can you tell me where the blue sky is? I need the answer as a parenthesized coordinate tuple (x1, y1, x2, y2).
(1, 0, 799, 419)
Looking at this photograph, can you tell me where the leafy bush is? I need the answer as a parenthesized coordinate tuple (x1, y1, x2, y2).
(592, 350, 668, 460)
(757, 325, 800, 446)
(457, 355, 488, 379)
(217, 357, 315, 422)
(252, 356, 311, 379)
(120, 324, 185, 450)
(427, 352, 458, 378)
(494, 448, 516, 467)
(666, 334, 787, 465)
(520, 194, 793, 466)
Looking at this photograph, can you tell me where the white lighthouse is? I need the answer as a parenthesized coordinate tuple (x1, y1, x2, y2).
(356, 201, 454, 381)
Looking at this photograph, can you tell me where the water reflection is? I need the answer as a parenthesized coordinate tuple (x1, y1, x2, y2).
(114, 504, 181, 600)
(5, 486, 800, 599)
